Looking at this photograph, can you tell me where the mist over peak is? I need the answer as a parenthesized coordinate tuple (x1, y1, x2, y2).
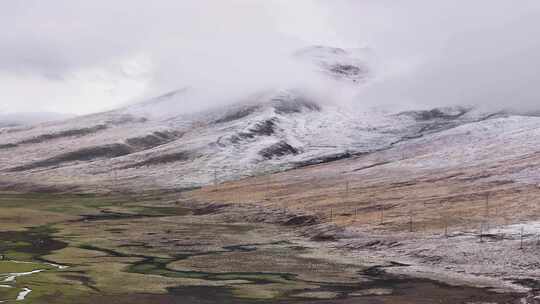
(294, 45, 373, 84)
(2, 1, 540, 116)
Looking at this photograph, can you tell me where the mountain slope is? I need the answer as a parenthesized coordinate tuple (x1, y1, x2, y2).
(0, 86, 502, 192)
(186, 103, 540, 300)
(0, 45, 516, 192)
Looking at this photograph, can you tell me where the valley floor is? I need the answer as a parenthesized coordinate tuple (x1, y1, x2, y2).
(0, 191, 527, 303)
(186, 152, 540, 303)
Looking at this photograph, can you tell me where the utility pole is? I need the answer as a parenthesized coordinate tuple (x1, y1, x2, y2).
(480, 223, 484, 243)
(110, 168, 117, 194)
(444, 217, 448, 237)
(441, 201, 448, 237)
(485, 192, 490, 230)
(345, 181, 349, 204)
(266, 175, 271, 200)
(520, 226, 524, 250)
(409, 210, 414, 232)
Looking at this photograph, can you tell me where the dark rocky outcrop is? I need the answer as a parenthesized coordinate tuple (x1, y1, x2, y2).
(19, 125, 108, 145)
(294, 152, 354, 168)
(106, 114, 148, 125)
(230, 119, 278, 143)
(283, 215, 319, 226)
(125, 131, 182, 150)
(259, 141, 299, 159)
(6, 129, 183, 171)
(125, 151, 193, 168)
(0, 125, 108, 150)
(192, 203, 228, 215)
(8, 143, 133, 172)
(0, 143, 18, 150)
(214, 106, 260, 124)
(273, 98, 321, 115)
(249, 119, 277, 136)
(400, 107, 469, 121)
(329, 64, 365, 78)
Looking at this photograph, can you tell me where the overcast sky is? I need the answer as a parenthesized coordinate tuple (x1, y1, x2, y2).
(2, 0, 540, 114)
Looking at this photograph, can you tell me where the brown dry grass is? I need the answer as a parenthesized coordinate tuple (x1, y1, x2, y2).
(188, 154, 540, 235)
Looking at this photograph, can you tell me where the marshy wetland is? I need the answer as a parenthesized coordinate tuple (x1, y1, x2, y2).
(0, 192, 523, 303)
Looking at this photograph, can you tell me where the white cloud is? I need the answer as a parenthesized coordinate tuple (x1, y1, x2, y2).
(2, 0, 540, 114)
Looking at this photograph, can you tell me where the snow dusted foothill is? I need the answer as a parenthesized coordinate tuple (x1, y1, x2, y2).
(380, 114, 540, 186)
(0, 45, 510, 192)
(181, 100, 540, 297)
(306, 114, 540, 296)
(0, 85, 500, 193)
(336, 220, 540, 296)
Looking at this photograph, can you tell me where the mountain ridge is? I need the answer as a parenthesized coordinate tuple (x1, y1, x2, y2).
(0, 88, 506, 193)
(0, 45, 531, 193)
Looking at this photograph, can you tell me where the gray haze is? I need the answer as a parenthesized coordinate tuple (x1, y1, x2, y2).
(1, 0, 540, 114)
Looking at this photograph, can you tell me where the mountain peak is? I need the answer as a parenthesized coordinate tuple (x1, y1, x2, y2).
(295, 45, 372, 83)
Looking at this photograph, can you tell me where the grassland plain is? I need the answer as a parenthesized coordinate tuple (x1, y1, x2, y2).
(188, 152, 540, 302)
(0, 191, 525, 303)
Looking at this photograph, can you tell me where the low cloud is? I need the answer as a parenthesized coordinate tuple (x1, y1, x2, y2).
(322, 0, 540, 112)
(2, 0, 540, 114)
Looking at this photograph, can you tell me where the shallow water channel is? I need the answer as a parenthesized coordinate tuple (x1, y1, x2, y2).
(0, 195, 525, 303)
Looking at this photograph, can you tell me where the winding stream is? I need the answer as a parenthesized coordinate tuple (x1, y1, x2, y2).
(0, 195, 527, 303)
(0, 260, 67, 302)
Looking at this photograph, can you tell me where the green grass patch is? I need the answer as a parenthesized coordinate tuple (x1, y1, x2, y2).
(0, 260, 51, 273)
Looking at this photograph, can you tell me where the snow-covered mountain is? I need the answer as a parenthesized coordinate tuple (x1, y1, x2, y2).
(0, 46, 526, 192)
(0, 87, 503, 192)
